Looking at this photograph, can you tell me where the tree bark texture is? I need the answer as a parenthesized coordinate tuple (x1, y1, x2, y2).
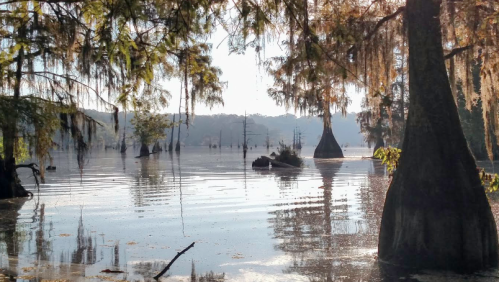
(378, 0, 498, 272)
(314, 123, 344, 159)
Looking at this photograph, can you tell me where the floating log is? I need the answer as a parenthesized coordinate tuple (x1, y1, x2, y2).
(257, 156, 298, 168)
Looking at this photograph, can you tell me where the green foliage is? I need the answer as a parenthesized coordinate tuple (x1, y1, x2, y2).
(374, 146, 401, 174)
(0, 137, 29, 163)
(479, 169, 499, 193)
(275, 144, 303, 167)
(0, 0, 226, 169)
(131, 112, 172, 146)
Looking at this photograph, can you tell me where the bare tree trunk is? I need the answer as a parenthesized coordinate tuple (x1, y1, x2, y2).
(169, 114, 175, 152)
(378, 0, 498, 271)
(121, 110, 127, 153)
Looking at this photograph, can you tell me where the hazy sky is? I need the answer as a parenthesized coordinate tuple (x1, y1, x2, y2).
(162, 29, 364, 116)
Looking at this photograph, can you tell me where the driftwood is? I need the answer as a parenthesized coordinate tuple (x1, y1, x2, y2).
(101, 269, 124, 273)
(153, 242, 195, 280)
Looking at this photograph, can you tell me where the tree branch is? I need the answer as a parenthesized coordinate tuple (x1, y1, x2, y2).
(444, 45, 473, 60)
(153, 242, 195, 280)
(348, 6, 406, 55)
(16, 163, 40, 189)
(26, 71, 116, 108)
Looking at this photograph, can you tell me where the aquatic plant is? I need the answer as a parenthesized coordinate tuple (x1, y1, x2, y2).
(275, 146, 303, 168)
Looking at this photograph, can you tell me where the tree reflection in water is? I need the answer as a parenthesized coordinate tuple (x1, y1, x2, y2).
(253, 167, 302, 191)
(0, 197, 29, 278)
(0, 199, 111, 280)
(71, 209, 97, 265)
(131, 155, 170, 208)
(268, 159, 391, 281)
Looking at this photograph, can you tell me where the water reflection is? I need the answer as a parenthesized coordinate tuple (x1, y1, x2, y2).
(0, 198, 28, 278)
(71, 210, 97, 265)
(5, 148, 493, 281)
(253, 167, 302, 190)
(269, 160, 344, 280)
(131, 157, 169, 208)
(267, 159, 391, 281)
(122, 153, 127, 171)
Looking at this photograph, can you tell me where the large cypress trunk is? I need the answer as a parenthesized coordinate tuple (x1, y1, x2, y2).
(314, 115, 343, 158)
(378, 0, 498, 272)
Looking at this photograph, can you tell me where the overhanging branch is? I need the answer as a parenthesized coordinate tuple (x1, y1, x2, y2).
(348, 6, 406, 55)
(16, 163, 40, 189)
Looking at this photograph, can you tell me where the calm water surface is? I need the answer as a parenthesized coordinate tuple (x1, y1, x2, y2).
(1, 147, 499, 281)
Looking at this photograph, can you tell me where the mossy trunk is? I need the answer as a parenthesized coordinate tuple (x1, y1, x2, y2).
(314, 121, 343, 159)
(140, 143, 150, 157)
(378, 0, 498, 272)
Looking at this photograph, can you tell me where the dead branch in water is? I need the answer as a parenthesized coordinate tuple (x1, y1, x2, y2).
(153, 242, 195, 280)
(16, 163, 40, 189)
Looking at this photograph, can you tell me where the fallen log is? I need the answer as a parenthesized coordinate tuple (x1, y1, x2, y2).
(259, 156, 298, 168)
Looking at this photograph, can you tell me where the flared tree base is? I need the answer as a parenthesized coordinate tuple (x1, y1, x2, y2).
(313, 127, 344, 159)
(139, 144, 150, 157)
(379, 163, 498, 272)
(0, 174, 32, 199)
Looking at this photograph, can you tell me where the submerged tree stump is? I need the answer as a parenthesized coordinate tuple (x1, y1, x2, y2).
(314, 127, 344, 159)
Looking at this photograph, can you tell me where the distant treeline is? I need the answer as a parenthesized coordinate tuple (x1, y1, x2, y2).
(84, 110, 364, 147)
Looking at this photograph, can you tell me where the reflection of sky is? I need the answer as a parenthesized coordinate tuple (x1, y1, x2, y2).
(3, 146, 387, 281)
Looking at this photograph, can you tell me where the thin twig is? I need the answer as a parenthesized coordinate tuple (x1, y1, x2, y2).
(444, 44, 473, 60)
(153, 242, 195, 280)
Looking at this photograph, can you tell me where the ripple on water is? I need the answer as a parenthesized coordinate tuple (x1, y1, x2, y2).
(3, 147, 495, 281)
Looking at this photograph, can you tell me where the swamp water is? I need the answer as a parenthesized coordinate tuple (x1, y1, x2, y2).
(1, 147, 499, 281)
